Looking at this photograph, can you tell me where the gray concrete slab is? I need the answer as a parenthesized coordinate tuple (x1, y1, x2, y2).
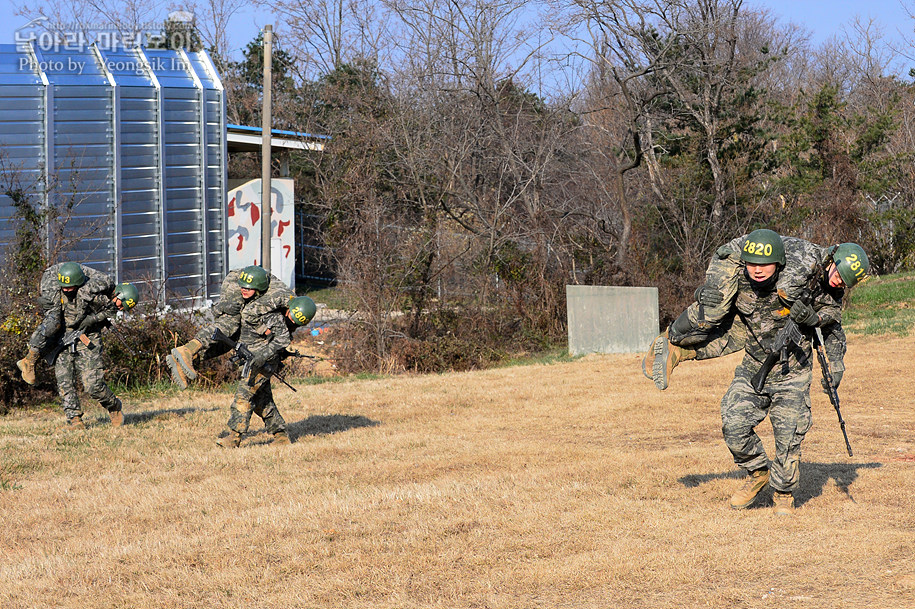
(566, 285, 659, 355)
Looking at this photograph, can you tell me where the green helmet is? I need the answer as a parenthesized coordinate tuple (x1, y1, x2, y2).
(237, 265, 269, 292)
(740, 229, 786, 266)
(288, 296, 317, 326)
(57, 262, 87, 288)
(113, 282, 139, 310)
(832, 243, 870, 287)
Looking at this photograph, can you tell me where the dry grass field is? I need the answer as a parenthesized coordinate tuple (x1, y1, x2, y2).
(1, 333, 913, 609)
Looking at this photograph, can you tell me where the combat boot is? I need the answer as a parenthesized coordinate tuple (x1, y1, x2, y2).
(67, 415, 86, 431)
(171, 339, 202, 380)
(216, 430, 242, 448)
(773, 491, 795, 516)
(16, 348, 40, 385)
(108, 398, 124, 427)
(271, 431, 291, 446)
(648, 334, 693, 391)
(166, 354, 188, 390)
(729, 468, 770, 509)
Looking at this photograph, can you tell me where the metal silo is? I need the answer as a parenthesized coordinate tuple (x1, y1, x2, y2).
(0, 41, 226, 305)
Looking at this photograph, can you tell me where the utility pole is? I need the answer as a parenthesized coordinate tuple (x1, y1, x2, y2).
(260, 24, 273, 271)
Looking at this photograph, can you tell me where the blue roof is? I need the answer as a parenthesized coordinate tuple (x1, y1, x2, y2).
(227, 123, 331, 141)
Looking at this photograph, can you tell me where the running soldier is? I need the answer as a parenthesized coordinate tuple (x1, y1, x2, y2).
(651, 230, 868, 515)
(45, 265, 139, 429)
(214, 267, 316, 448)
(166, 267, 294, 389)
(17, 262, 115, 385)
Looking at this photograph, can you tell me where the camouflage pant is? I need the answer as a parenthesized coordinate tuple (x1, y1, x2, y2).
(55, 339, 118, 421)
(720, 364, 813, 493)
(28, 295, 63, 352)
(227, 372, 287, 435)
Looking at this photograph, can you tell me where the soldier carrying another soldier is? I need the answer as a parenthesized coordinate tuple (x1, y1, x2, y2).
(644, 230, 869, 515)
(166, 266, 295, 389)
(18, 262, 139, 429)
(212, 266, 316, 448)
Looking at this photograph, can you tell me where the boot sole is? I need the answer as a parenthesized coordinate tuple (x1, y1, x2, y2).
(166, 355, 188, 390)
(651, 337, 670, 390)
(640, 353, 652, 380)
(171, 348, 198, 380)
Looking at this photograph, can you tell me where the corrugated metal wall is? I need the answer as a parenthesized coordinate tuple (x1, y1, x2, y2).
(0, 42, 226, 304)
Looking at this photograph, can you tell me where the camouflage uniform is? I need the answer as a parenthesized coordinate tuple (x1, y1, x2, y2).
(29, 263, 114, 352)
(226, 301, 292, 436)
(673, 237, 847, 378)
(194, 269, 294, 361)
(720, 242, 843, 494)
(55, 288, 121, 423)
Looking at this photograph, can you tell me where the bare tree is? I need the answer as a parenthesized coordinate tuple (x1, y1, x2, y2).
(258, 0, 391, 79)
(192, 0, 248, 61)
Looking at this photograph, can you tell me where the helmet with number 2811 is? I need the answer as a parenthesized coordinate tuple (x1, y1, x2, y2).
(832, 243, 870, 287)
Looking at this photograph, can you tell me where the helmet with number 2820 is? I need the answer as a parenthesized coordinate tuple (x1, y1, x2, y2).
(740, 229, 786, 266)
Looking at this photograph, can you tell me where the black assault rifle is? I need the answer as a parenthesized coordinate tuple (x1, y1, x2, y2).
(211, 327, 298, 392)
(750, 315, 805, 393)
(43, 329, 92, 365)
(814, 326, 853, 457)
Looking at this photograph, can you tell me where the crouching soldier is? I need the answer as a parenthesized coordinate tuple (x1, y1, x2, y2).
(215, 267, 316, 448)
(166, 267, 294, 389)
(17, 261, 115, 385)
(51, 271, 139, 429)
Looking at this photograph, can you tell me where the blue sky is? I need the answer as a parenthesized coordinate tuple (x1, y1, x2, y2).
(0, 0, 912, 65)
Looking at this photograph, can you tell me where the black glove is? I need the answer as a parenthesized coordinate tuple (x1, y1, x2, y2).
(821, 369, 843, 394)
(789, 301, 819, 326)
(694, 284, 724, 307)
(249, 352, 268, 372)
(77, 312, 106, 331)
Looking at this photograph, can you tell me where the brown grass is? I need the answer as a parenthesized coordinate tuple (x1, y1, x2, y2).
(1, 334, 913, 608)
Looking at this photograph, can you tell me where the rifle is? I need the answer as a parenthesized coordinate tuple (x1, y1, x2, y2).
(212, 327, 297, 392)
(750, 317, 804, 393)
(750, 260, 825, 393)
(813, 327, 853, 457)
(43, 329, 92, 366)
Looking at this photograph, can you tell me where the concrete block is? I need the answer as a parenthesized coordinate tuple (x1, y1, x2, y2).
(566, 285, 659, 355)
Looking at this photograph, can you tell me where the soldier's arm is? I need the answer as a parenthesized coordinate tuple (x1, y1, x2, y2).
(810, 290, 842, 326)
(76, 295, 118, 330)
(264, 312, 292, 355)
(248, 311, 292, 362)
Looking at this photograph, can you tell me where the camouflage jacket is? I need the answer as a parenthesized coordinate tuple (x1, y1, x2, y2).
(734, 269, 842, 382)
(61, 291, 118, 337)
(238, 296, 292, 362)
(39, 263, 114, 312)
(213, 269, 294, 321)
